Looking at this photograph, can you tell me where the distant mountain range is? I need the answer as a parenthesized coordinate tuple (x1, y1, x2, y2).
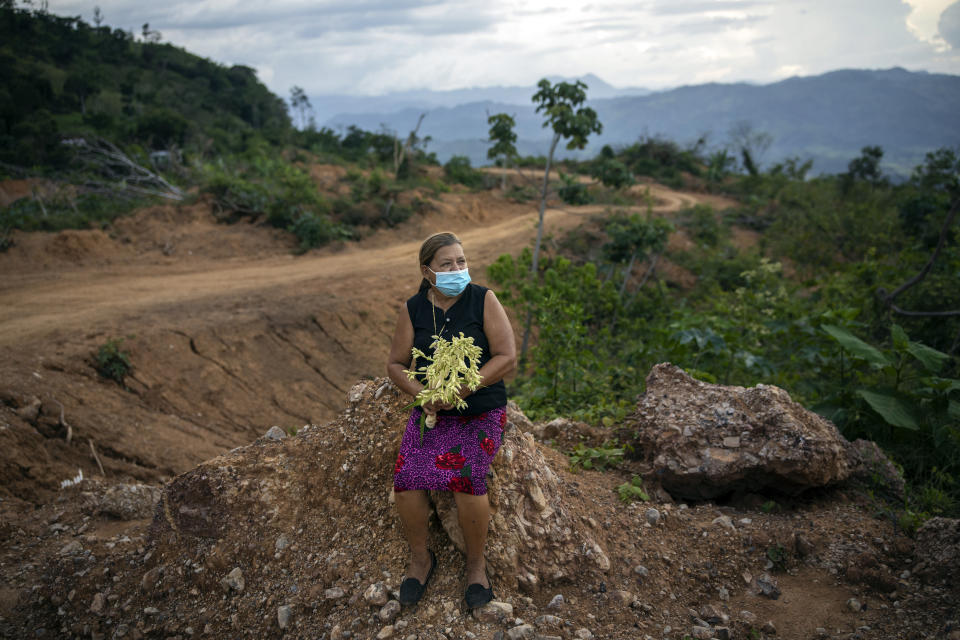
(318, 68, 960, 176)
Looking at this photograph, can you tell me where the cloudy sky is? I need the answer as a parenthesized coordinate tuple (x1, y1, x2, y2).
(45, 0, 960, 96)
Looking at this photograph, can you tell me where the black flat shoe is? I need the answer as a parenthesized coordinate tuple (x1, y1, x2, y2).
(464, 578, 494, 609)
(399, 550, 436, 606)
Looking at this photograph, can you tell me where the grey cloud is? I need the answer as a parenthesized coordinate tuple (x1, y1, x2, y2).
(673, 14, 767, 35)
(650, 0, 772, 16)
(940, 1, 960, 49)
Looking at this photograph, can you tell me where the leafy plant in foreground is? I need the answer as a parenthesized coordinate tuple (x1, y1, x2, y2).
(95, 338, 131, 384)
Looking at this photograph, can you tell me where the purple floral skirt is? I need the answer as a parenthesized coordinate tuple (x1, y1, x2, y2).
(393, 406, 506, 496)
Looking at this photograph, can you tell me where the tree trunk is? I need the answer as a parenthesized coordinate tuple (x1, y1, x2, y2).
(619, 250, 637, 297)
(519, 132, 561, 366)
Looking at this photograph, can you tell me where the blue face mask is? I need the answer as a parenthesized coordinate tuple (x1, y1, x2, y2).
(429, 267, 471, 297)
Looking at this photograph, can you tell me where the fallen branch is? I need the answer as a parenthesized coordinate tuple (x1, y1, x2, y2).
(63, 136, 184, 201)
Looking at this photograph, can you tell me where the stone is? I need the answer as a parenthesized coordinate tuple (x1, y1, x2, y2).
(740, 610, 756, 623)
(848, 439, 906, 502)
(699, 604, 723, 624)
(914, 517, 960, 584)
(633, 565, 649, 578)
(506, 625, 535, 640)
(277, 605, 292, 629)
(574, 629, 594, 639)
(534, 615, 562, 628)
(141, 567, 162, 592)
(221, 568, 244, 593)
(847, 598, 863, 613)
(473, 601, 513, 623)
(712, 515, 735, 531)
(89, 593, 104, 614)
(645, 508, 660, 525)
(690, 626, 713, 640)
(795, 534, 815, 558)
(609, 590, 634, 606)
(96, 484, 162, 520)
(264, 426, 287, 441)
(348, 382, 367, 403)
(756, 573, 780, 599)
(59, 540, 83, 555)
(325, 587, 346, 599)
(762, 620, 777, 635)
(714, 627, 731, 640)
(618, 364, 858, 499)
(547, 594, 564, 609)
(378, 600, 401, 624)
(376, 625, 394, 639)
(364, 582, 389, 606)
(275, 534, 290, 552)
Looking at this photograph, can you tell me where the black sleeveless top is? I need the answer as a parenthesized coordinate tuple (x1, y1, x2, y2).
(406, 283, 508, 415)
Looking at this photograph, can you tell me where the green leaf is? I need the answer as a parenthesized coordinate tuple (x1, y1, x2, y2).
(891, 324, 909, 351)
(949, 400, 960, 421)
(822, 325, 891, 366)
(857, 390, 920, 430)
(907, 341, 950, 374)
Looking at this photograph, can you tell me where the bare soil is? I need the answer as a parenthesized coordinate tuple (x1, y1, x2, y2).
(0, 169, 954, 640)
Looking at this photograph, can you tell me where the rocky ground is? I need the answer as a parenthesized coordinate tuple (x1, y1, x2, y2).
(1, 170, 957, 640)
(1, 378, 957, 640)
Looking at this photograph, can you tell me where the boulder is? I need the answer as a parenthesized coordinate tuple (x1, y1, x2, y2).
(619, 363, 858, 499)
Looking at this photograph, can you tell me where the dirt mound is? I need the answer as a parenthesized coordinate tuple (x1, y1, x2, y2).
(2, 377, 956, 640)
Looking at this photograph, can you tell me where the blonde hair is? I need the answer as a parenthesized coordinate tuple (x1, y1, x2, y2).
(418, 232, 462, 292)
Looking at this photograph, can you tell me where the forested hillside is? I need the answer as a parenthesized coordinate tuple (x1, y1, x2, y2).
(0, 5, 289, 167)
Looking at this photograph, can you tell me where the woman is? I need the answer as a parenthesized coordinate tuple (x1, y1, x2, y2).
(387, 231, 517, 609)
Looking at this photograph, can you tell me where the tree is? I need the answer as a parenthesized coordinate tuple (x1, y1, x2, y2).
(141, 22, 161, 44)
(92, 5, 102, 27)
(289, 86, 311, 130)
(392, 113, 426, 178)
(64, 64, 100, 115)
(520, 78, 602, 363)
(487, 112, 517, 190)
(728, 121, 772, 176)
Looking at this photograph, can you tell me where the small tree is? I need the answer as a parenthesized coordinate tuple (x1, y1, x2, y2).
(289, 86, 311, 130)
(520, 79, 602, 362)
(487, 112, 517, 190)
(93, 5, 103, 27)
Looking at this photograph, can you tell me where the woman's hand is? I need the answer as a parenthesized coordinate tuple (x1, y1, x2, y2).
(422, 399, 454, 414)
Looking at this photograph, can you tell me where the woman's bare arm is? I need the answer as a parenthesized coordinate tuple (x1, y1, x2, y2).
(472, 289, 517, 390)
(386, 301, 424, 398)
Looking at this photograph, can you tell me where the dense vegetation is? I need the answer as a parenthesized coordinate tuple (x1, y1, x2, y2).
(489, 142, 960, 522)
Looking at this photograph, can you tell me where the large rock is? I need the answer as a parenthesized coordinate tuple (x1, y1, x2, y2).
(619, 363, 858, 499)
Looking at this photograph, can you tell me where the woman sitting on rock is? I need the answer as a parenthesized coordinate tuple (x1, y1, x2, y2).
(386, 231, 517, 609)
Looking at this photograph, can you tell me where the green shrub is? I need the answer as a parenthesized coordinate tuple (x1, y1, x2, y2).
(443, 155, 484, 188)
(95, 338, 131, 383)
(617, 475, 650, 503)
(568, 442, 624, 471)
(289, 213, 349, 251)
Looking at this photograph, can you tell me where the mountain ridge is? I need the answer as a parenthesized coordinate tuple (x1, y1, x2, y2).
(322, 67, 960, 176)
